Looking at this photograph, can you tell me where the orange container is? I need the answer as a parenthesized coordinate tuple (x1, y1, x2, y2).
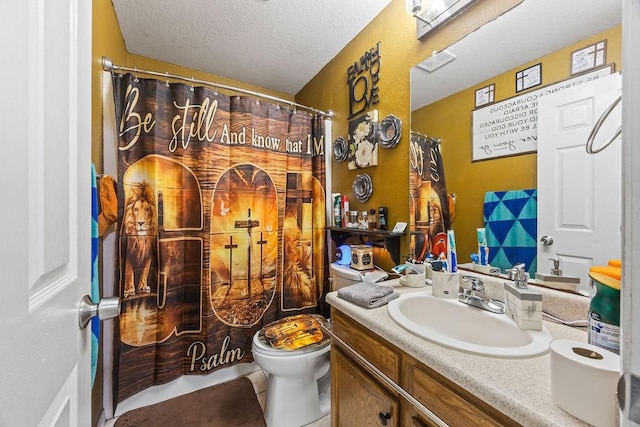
(589, 265, 621, 283)
(608, 259, 621, 268)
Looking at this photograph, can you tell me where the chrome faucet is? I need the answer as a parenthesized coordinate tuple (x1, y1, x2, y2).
(458, 276, 505, 314)
(507, 263, 530, 289)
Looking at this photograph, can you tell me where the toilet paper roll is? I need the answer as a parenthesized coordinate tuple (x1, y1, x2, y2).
(550, 339, 620, 427)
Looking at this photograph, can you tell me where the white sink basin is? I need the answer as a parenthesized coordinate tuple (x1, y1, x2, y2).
(387, 291, 552, 358)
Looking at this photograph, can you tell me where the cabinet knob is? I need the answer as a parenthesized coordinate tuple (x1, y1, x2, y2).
(378, 412, 392, 426)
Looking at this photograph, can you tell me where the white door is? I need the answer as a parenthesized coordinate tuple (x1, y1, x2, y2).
(621, 0, 640, 424)
(537, 73, 622, 293)
(0, 0, 92, 425)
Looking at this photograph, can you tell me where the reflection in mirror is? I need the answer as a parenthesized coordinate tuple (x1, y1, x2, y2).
(410, 0, 480, 39)
(409, 0, 621, 292)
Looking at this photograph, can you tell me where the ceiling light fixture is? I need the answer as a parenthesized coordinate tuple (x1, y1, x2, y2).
(416, 49, 456, 72)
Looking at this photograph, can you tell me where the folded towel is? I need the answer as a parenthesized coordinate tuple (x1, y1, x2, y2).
(98, 175, 118, 236)
(337, 282, 399, 308)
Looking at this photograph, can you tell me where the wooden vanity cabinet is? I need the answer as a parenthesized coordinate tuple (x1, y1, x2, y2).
(401, 355, 520, 427)
(331, 309, 400, 382)
(331, 310, 400, 427)
(332, 347, 399, 427)
(331, 309, 520, 427)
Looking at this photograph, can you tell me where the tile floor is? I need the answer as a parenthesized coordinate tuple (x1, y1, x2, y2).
(245, 369, 331, 427)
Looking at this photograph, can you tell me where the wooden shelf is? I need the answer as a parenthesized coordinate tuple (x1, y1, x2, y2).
(327, 227, 405, 264)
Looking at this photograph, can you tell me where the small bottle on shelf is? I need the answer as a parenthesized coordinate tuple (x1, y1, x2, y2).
(368, 209, 377, 229)
(333, 193, 341, 227)
(341, 195, 349, 228)
(378, 206, 388, 230)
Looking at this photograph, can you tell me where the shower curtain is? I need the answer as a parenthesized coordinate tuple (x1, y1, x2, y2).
(111, 73, 328, 401)
(409, 133, 452, 261)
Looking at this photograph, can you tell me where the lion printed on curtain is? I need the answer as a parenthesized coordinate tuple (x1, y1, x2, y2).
(122, 180, 158, 298)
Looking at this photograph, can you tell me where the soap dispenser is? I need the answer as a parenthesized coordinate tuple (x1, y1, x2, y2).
(504, 264, 543, 330)
(550, 258, 562, 276)
(534, 258, 580, 292)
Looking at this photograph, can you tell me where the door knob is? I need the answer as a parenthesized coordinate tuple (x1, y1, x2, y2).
(78, 295, 121, 329)
(540, 235, 554, 246)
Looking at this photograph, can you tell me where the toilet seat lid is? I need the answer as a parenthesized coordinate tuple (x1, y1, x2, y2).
(253, 314, 330, 354)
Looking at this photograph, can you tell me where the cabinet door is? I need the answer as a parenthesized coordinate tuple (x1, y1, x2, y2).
(410, 363, 519, 426)
(408, 413, 439, 427)
(332, 309, 399, 382)
(332, 347, 398, 427)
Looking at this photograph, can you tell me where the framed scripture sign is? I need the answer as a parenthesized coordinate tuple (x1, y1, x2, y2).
(475, 84, 495, 108)
(515, 63, 542, 93)
(471, 66, 613, 162)
(571, 40, 607, 75)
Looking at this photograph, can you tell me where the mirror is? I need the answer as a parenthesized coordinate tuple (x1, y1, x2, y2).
(413, 0, 480, 39)
(409, 0, 621, 288)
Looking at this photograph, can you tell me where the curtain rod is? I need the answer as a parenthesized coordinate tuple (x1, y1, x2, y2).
(101, 56, 333, 119)
(410, 130, 441, 143)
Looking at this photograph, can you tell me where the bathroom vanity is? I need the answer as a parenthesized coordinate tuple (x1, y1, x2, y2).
(330, 309, 517, 426)
(326, 277, 592, 426)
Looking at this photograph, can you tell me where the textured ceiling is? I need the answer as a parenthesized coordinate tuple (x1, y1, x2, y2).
(112, 0, 392, 95)
(411, 0, 622, 110)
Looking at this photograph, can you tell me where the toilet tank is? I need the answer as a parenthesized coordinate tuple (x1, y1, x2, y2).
(329, 263, 388, 291)
(330, 263, 363, 290)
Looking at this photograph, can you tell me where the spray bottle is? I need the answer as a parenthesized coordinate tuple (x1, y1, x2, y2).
(341, 195, 349, 228)
(332, 193, 341, 227)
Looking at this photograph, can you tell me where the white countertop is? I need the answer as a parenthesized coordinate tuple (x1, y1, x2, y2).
(326, 277, 593, 427)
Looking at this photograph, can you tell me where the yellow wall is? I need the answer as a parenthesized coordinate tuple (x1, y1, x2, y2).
(91, 0, 294, 173)
(93, 0, 523, 268)
(92, 0, 616, 269)
(91, 0, 128, 170)
(296, 0, 523, 267)
(412, 26, 621, 261)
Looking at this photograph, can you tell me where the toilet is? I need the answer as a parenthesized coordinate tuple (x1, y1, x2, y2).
(252, 265, 388, 426)
(330, 261, 389, 290)
(251, 313, 331, 427)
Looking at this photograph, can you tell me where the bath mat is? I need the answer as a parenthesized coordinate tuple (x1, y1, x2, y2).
(114, 377, 266, 427)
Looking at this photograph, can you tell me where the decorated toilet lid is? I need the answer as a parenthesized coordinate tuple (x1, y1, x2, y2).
(254, 314, 330, 354)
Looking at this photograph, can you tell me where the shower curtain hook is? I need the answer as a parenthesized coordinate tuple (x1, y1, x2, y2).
(213, 85, 218, 96)
(165, 72, 169, 87)
(190, 77, 195, 92)
(134, 68, 139, 83)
